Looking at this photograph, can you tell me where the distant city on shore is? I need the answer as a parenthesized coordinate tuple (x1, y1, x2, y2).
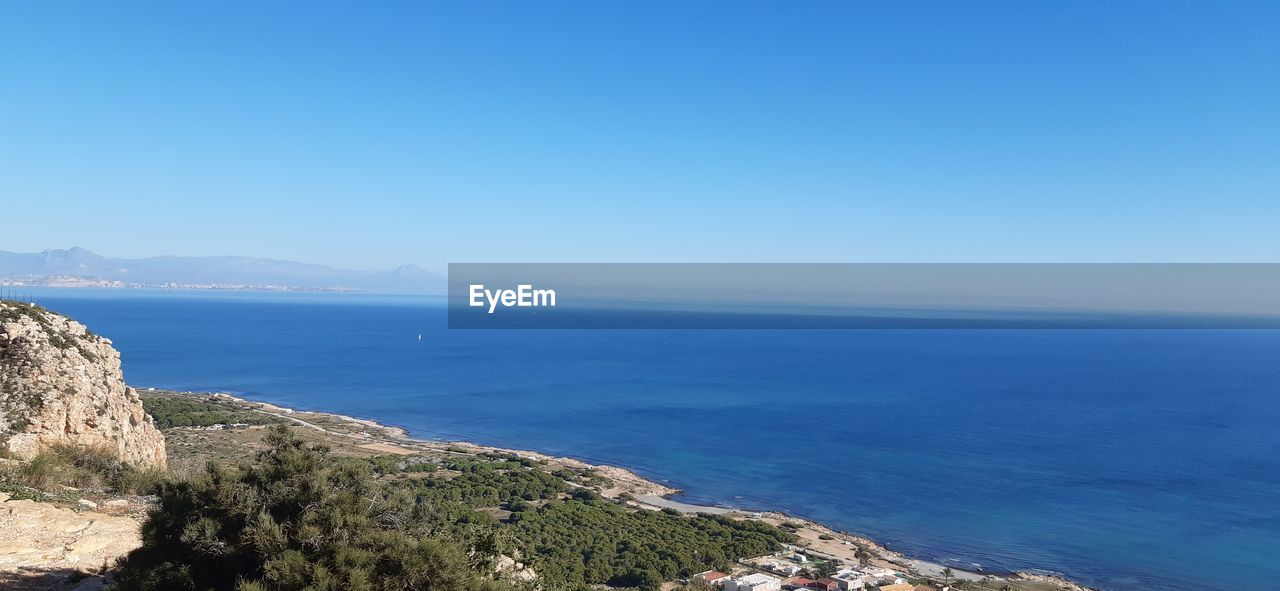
(0, 275, 362, 293)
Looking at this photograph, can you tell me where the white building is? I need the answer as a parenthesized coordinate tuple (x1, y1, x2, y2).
(762, 563, 802, 577)
(831, 572, 867, 591)
(859, 567, 896, 578)
(847, 568, 905, 589)
(724, 573, 782, 591)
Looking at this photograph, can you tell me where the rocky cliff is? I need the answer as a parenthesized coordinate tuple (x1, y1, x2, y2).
(0, 301, 165, 468)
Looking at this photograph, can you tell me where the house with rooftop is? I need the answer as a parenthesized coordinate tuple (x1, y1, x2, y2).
(831, 569, 867, 591)
(693, 571, 731, 586)
(808, 578, 838, 591)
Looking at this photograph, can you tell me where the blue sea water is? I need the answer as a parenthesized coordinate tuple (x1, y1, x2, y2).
(18, 289, 1280, 591)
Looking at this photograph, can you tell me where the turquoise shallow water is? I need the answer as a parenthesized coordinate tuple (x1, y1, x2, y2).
(23, 289, 1280, 591)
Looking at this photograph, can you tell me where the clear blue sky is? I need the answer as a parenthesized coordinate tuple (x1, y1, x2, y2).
(2, 1, 1277, 271)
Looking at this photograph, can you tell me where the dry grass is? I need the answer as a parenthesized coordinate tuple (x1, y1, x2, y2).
(1, 444, 165, 495)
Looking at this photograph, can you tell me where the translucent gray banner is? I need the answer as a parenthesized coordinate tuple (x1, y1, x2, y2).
(447, 263, 1280, 329)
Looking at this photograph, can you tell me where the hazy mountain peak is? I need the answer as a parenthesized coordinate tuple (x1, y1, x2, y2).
(391, 263, 430, 276)
(0, 248, 442, 294)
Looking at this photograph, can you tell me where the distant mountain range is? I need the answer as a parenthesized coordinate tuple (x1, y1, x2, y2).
(0, 247, 443, 294)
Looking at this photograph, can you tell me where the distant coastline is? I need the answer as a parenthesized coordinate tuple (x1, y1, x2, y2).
(0, 276, 365, 292)
(0, 247, 443, 294)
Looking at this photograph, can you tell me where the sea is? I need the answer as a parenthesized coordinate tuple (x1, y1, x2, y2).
(15, 289, 1279, 591)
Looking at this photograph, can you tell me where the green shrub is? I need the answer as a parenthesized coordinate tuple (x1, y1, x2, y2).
(512, 499, 793, 587)
(112, 426, 514, 591)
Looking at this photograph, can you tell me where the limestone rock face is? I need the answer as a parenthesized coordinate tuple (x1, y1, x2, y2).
(0, 301, 165, 468)
(0, 491, 143, 587)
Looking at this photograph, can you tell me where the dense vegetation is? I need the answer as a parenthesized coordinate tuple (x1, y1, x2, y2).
(403, 456, 568, 507)
(387, 454, 794, 590)
(141, 395, 283, 429)
(110, 426, 794, 591)
(514, 501, 789, 589)
(113, 427, 516, 591)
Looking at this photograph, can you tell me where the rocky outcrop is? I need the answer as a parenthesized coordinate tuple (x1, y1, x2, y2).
(0, 302, 165, 468)
(0, 492, 142, 589)
(494, 555, 537, 583)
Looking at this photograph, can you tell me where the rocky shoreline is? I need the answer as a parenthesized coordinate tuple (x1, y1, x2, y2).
(208, 391, 1096, 591)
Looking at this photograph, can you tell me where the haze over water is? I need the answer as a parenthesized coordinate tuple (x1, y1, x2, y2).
(28, 289, 1280, 591)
